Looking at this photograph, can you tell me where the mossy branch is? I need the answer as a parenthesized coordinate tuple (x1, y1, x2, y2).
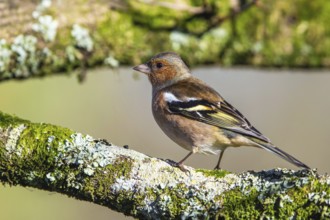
(130, 0, 258, 37)
(0, 111, 330, 219)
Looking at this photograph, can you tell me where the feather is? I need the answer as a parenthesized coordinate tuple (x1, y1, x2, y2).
(167, 97, 270, 143)
(251, 139, 310, 169)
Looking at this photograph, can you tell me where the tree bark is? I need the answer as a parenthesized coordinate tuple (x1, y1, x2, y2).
(0, 111, 329, 219)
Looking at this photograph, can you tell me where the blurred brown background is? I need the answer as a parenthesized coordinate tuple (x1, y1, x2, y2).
(0, 67, 329, 219)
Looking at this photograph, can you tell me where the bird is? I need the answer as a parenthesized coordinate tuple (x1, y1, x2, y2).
(133, 52, 310, 171)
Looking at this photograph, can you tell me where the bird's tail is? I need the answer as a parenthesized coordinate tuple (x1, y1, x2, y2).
(252, 139, 310, 169)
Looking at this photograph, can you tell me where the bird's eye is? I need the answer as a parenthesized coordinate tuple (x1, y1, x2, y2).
(156, 62, 163, 69)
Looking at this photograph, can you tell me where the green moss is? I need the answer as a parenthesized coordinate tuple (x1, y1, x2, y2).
(83, 157, 134, 206)
(18, 122, 74, 156)
(17, 122, 74, 183)
(0, 111, 76, 187)
(159, 183, 189, 218)
(218, 188, 260, 219)
(219, 179, 330, 219)
(0, 111, 30, 127)
(133, 183, 194, 219)
(196, 169, 230, 178)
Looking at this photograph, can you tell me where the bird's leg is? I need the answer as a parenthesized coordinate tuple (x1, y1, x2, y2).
(178, 151, 193, 164)
(175, 152, 193, 172)
(214, 150, 225, 170)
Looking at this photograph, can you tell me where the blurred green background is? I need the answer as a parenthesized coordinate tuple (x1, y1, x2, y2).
(1, 0, 330, 219)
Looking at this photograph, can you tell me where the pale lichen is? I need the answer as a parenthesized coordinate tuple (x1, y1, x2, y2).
(0, 39, 11, 74)
(11, 35, 38, 76)
(32, 15, 58, 42)
(4, 124, 26, 156)
(104, 55, 119, 68)
(170, 31, 190, 50)
(32, 0, 52, 18)
(46, 172, 56, 182)
(71, 24, 94, 52)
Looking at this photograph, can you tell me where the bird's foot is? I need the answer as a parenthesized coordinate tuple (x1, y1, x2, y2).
(176, 163, 190, 173)
(164, 159, 190, 173)
(214, 165, 222, 170)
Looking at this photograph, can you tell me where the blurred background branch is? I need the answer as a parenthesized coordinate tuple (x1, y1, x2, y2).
(136, 0, 205, 13)
(1, 0, 329, 83)
(129, 0, 258, 37)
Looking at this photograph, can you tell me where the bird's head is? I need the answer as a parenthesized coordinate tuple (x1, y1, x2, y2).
(133, 52, 191, 88)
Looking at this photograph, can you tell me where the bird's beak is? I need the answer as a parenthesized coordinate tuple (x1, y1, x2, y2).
(133, 63, 151, 75)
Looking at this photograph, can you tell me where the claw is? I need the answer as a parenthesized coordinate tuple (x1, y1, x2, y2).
(164, 159, 190, 173)
(176, 163, 190, 173)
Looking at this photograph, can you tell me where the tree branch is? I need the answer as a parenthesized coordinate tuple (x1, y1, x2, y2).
(129, 0, 259, 37)
(0, 0, 119, 83)
(0, 111, 329, 219)
(136, 0, 205, 14)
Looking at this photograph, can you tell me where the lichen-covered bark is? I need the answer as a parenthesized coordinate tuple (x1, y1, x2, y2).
(0, 0, 121, 82)
(0, 111, 329, 219)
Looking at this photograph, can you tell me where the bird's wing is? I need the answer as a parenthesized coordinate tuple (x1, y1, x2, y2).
(161, 79, 310, 169)
(166, 95, 270, 143)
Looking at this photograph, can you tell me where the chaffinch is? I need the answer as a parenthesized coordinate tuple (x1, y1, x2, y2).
(133, 52, 310, 171)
